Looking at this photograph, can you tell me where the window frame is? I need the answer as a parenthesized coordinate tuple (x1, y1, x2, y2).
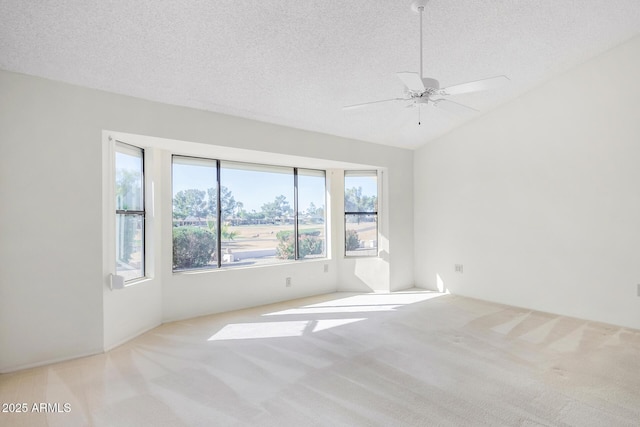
(171, 155, 220, 271)
(295, 167, 327, 260)
(171, 156, 327, 272)
(114, 141, 146, 281)
(344, 170, 378, 258)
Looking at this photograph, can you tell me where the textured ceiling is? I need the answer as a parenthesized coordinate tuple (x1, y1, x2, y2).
(1, 1, 639, 149)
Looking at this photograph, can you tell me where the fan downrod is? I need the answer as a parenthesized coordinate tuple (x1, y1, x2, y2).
(413, 0, 429, 126)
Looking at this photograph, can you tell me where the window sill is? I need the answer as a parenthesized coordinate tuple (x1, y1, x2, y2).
(344, 255, 379, 259)
(123, 276, 153, 287)
(172, 257, 330, 276)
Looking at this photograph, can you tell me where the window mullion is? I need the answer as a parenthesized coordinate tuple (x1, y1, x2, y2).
(344, 212, 377, 215)
(293, 168, 299, 260)
(216, 159, 222, 268)
(116, 210, 145, 215)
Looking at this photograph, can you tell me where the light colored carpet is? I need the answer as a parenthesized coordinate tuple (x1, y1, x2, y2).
(1, 290, 639, 426)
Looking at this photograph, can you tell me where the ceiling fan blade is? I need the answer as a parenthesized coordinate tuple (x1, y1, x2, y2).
(433, 99, 479, 115)
(396, 72, 425, 92)
(441, 75, 509, 96)
(343, 98, 407, 110)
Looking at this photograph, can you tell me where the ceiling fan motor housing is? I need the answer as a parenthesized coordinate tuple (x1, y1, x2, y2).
(411, 0, 430, 13)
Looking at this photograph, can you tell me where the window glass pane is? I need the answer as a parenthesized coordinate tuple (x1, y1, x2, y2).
(116, 214, 144, 280)
(345, 214, 377, 256)
(115, 146, 143, 211)
(297, 169, 326, 259)
(172, 156, 218, 271)
(344, 171, 377, 213)
(220, 162, 294, 267)
(345, 170, 377, 257)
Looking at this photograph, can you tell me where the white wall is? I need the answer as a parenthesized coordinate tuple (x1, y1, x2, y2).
(0, 69, 413, 372)
(414, 35, 640, 330)
(101, 141, 163, 350)
(0, 76, 104, 372)
(155, 148, 341, 322)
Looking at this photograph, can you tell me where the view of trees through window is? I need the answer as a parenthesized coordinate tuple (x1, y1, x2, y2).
(115, 143, 145, 281)
(296, 169, 326, 260)
(344, 171, 378, 257)
(172, 157, 326, 271)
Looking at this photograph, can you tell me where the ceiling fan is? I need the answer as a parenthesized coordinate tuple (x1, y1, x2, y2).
(343, 0, 508, 123)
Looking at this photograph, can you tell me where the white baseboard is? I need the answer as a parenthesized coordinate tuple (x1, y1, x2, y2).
(103, 322, 161, 352)
(0, 347, 103, 374)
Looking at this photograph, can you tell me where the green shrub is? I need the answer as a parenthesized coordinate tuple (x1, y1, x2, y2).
(276, 229, 320, 241)
(276, 232, 324, 259)
(173, 226, 216, 269)
(299, 234, 324, 257)
(345, 229, 360, 251)
(276, 234, 296, 260)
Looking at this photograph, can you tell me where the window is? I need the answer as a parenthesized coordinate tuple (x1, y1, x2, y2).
(172, 156, 218, 270)
(344, 170, 378, 257)
(296, 169, 326, 259)
(220, 161, 295, 267)
(172, 157, 326, 271)
(115, 143, 145, 281)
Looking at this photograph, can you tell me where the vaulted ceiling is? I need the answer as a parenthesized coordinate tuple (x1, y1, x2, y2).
(1, 1, 639, 149)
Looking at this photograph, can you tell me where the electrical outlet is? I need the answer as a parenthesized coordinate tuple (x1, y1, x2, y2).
(455, 264, 463, 274)
(324, 264, 329, 273)
(286, 277, 292, 287)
